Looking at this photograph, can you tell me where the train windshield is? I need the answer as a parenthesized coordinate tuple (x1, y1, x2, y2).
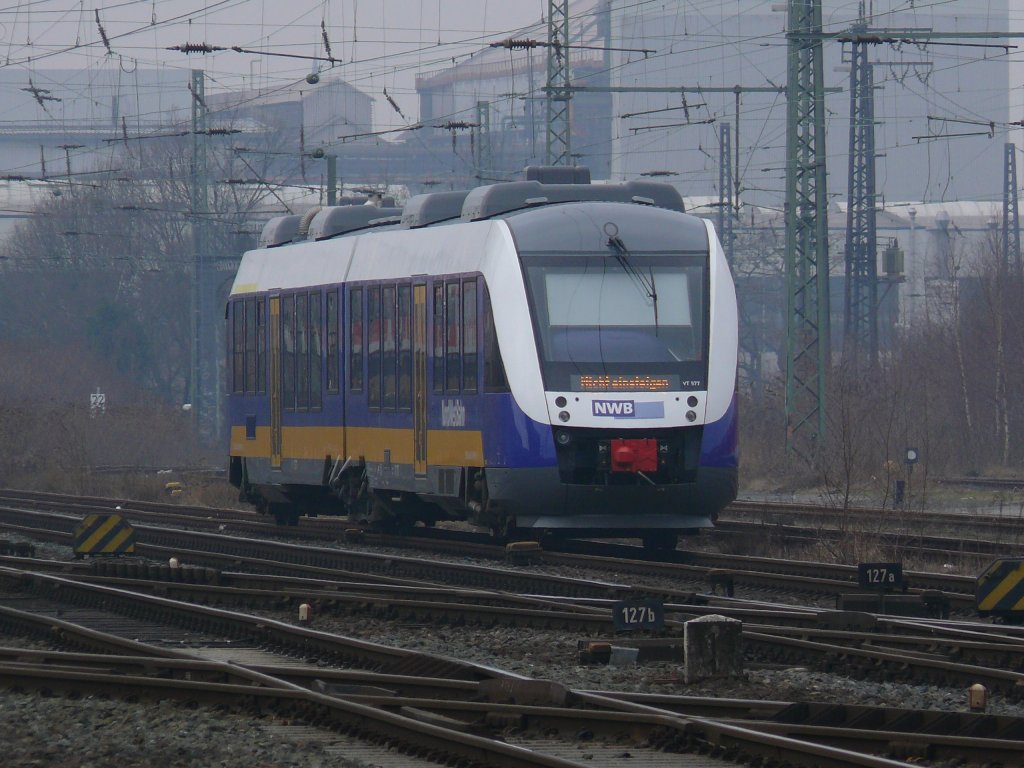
(521, 252, 708, 392)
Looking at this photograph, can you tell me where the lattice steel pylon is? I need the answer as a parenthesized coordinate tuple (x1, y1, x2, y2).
(189, 68, 213, 437)
(843, 23, 878, 366)
(784, 0, 830, 459)
(718, 122, 734, 266)
(546, 0, 571, 165)
(1003, 142, 1020, 271)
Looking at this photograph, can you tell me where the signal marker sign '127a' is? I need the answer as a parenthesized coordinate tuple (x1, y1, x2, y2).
(857, 562, 903, 590)
(592, 400, 665, 419)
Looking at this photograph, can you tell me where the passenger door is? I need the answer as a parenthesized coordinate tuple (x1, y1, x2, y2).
(413, 283, 427, 476)
(268, 295, 282, 469)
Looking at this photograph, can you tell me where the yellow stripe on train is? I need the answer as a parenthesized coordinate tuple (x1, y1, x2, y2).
(230, 425, 484, 466)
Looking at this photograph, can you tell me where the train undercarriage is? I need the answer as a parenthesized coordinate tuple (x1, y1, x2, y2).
(230, 455, 721, 550)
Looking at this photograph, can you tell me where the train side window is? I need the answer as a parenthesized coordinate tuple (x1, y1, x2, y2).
(326, 289, 339, 394)
(446, 280, 461, 393)
(256, 297, 266, 393)
(367, 285, 381, 409)
(349, 287, 363, 392)
(282, 293, 296, 411)
(232, 300, 244, 394)
(432, 283, 445, 393)
(462, 279, 478, 393)
(397, 283, 412, 410)
(382, 284, 397, 410)
(483, 284, 509, 392)
(245, 297, 257, 393)
(296, 292, 309, 409)
(310, 291, 322, 409)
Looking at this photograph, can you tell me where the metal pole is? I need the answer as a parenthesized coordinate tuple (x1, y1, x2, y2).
(190, 69, 212, 439)
(327, 154, 337, 205)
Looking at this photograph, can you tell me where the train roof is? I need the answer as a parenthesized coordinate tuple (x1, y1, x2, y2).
(234, 204, 711, 297)
(258, 214, 302, 248)
(461, 179, 684, 221)
(503, 199, 709, 253)
(253, 167, 689, 250)
(308, 205, 403, 240)
(401, 190, 471, 228)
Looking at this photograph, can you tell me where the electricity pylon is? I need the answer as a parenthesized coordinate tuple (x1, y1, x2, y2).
(546, 0, 571, 165)
(1003, 142, 1020, 271)
(843, 17, 878, 367)
(784, 0, 830, 460)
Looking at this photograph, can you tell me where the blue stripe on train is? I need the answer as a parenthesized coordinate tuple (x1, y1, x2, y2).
(700, 393, 738, 469)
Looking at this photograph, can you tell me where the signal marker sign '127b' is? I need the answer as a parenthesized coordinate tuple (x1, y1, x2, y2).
(612, 598, 665, 631)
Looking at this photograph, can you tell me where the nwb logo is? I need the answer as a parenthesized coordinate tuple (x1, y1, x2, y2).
(592, 400, 635, 416)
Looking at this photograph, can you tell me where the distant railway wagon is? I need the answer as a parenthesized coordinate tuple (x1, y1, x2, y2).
(226, 167, 738, 549)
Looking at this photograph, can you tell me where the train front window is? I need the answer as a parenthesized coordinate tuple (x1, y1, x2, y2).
(522, 253, 707, 391)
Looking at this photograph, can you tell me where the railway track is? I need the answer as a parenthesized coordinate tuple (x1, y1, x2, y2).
(0, 488, 987, 599)
(723, 497, 1024, 548)
(4, 489, 1024, 763)
(0, 502, 982, 632)
(0, 565, 941, 768)
(1, 486, 1020, 578)
(1, 501, 1022, 694)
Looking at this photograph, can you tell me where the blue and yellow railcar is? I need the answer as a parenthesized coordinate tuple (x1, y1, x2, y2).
(227, 168, 738, 549)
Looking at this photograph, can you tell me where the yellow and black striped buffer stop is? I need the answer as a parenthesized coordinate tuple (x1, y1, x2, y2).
(976, 559, 1024, 614)
(73, 514, 136, 556)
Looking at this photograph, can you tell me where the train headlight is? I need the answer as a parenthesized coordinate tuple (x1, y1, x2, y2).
(558, 410, 571, 422)
(687, 396, 699, 407)
(555, 430, 572, 446)
(685, 410, 697, 422)
(555, 396, 567, 407)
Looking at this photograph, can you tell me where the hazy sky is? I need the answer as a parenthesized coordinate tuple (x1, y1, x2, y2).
(0, 1, 548, 122)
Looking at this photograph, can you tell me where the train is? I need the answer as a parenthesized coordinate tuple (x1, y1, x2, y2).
(226, 166, 738, 550)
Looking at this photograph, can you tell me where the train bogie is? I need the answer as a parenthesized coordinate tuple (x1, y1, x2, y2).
(227, 168, 738, 548)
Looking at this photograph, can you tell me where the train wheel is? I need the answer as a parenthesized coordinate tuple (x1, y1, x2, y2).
(490, 516, 518, 544)
(642, 531, 678, 552)
(270, 504, 299, 527)
(539, 529, 568, 550)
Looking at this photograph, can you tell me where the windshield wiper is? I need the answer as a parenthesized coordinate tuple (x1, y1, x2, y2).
(606, 230, 659, 328)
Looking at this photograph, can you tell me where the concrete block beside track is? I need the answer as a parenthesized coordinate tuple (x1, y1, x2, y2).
(683, 614, 743, 684)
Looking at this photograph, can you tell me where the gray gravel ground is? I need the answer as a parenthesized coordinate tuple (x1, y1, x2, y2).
(0, 693, 328, 768)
